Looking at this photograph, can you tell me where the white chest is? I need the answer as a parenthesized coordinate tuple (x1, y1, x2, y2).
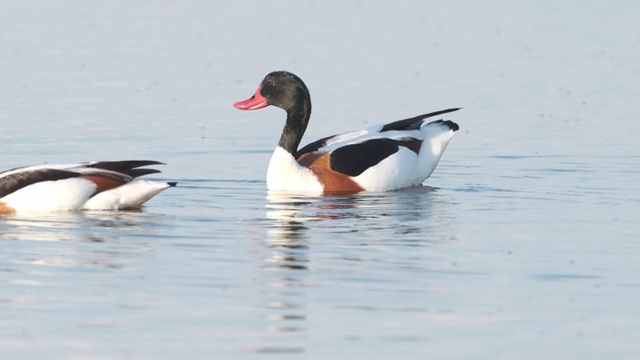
(266, 147, 323, 193)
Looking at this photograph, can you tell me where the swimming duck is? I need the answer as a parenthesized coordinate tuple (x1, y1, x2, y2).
(234, 71, 459, 193)
(0, 160, 175, 214)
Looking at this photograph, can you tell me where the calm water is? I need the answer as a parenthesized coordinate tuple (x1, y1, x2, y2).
(1, 1, 639, 359)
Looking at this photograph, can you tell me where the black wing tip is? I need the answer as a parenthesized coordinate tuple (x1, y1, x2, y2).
(431, 119, 460, 132)
(88, 160, 166, 169)
(87, 161, 170, 179)
(126, 160, 166, 167)
(446, 120, 460, 132)
(381, 108, 462, 132)
(126, 168, 163, 178)
(420, 107, 462, 119)
(167, 182, 178, 187)
(442, 107, 462, 112)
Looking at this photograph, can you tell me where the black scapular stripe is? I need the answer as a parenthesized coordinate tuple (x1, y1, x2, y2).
(330, 138, 399, 177)
(0, 169, 80, 198)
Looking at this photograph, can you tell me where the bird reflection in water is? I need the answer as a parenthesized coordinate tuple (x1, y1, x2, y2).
(256, 191, 380, 354)
(251, 191, 353, 354)
(254, 187, 449, 354)
(251, 191, 311, 354)
(0, 210, 163, 270)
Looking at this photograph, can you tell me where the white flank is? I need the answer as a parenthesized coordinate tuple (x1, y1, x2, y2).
(2, 178, 97, 213)
(353, 147, 421, 191)
(83, 180, 172, 210)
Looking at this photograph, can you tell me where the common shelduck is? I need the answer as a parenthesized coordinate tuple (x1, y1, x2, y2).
(0, 160, 176, 214)
(234, 71, 460, 194)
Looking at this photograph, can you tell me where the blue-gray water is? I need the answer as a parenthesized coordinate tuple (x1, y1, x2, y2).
(1, 1, 639, 359)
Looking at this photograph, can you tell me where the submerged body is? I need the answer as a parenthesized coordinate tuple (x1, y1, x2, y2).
(235, 71, 460, 194)
(0, 160, 175, 214)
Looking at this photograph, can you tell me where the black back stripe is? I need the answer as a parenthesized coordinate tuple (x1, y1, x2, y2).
(0, 169, 80, 198)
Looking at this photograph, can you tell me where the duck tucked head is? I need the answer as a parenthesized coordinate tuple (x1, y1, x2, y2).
(235, 71, 312, 155)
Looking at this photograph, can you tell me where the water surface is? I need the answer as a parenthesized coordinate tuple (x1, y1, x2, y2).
(1, 1, 639, 359)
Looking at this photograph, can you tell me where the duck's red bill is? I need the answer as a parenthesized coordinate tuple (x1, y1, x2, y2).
(234, 86, 268, 110)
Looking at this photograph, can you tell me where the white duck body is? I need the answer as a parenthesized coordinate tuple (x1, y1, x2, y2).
(0, 161, 175, 214)
(266, 116, 458, 193)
